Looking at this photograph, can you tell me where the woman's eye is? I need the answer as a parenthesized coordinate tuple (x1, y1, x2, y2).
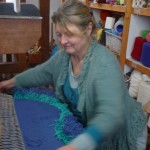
(56, 34, 62, 38)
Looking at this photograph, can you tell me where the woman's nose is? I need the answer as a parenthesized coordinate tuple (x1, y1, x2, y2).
(60, 35, 68, 45)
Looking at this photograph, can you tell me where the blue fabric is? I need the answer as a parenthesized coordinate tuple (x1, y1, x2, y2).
(64, 74, 79, 107)
(14, 100, 64, 150)
(63, 75, 83, 124)
(50, 44, 59, 58)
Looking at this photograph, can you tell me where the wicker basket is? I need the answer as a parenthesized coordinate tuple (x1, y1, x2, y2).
(105, 31, 122, 53)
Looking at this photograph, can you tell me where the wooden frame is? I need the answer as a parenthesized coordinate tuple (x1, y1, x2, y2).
(0, 0, 50, 75)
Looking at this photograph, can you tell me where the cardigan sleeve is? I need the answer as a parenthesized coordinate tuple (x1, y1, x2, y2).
(14, 50, 64, 87)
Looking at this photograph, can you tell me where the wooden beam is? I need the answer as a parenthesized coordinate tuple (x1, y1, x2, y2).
(21, 0, 26, 2)
(39, 0, 50, 62)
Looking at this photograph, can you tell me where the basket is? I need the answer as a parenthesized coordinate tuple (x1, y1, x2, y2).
(105, 31, 122, 53)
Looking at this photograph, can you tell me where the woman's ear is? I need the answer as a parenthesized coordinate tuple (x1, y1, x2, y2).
(86, 22, 93, 36)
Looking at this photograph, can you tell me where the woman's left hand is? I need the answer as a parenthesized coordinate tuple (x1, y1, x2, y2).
(57, 145, 76, 150)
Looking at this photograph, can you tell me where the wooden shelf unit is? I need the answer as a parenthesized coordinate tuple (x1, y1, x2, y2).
(125, 7, 150, 75)
(87, 1, 132, 69)
(86, 0, 150, 76)
(125, 58, 150, 76)
(89, 3, 126, 12)
(132, 8, 150, 17)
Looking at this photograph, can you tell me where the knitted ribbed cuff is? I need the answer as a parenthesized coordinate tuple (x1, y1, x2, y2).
(70, 133, 97, 150)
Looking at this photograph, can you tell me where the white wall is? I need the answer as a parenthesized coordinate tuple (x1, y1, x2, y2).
(25, 0, 61, 18)
(6, 0, 61, 18)
(26, 0, 39, 8)
(6, 0, 20, 12)
(25, 0, 61, 41)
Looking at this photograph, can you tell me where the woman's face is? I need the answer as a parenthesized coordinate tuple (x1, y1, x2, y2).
(55, 23, 91, 55)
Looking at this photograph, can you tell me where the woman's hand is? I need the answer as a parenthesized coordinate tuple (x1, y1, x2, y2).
(57, 145, 76, 150)
(0, 78, 15, 92)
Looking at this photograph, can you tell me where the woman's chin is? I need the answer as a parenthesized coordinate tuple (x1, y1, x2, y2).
(65, 49, 75, 54)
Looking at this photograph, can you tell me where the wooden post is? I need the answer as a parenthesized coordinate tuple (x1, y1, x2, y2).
(39, 0, 50, 62)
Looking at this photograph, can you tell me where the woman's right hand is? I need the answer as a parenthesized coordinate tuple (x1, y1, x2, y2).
(0, 78, 15, 92)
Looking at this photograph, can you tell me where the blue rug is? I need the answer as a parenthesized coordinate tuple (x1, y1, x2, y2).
(13, 87, 84, 150)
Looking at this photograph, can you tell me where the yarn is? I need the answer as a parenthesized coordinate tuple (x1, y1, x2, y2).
(142, 74, 150, 83)
(97, 28, 103, 41)
(114, 17, 124, 33)
(137, 80, 150, 106)
(142, 30, 150, 39)
(140, 42, 150, 67)
(118, 0, 125, 4)
(100, 10, 111, 27)
(146, 32, 150, 42)
(129, 70, 143, 98)
(131, 37, 146, 61)
(105, 17, 116, 29)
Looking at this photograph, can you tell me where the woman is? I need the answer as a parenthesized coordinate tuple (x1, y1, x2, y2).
(0, 0, 147, 150)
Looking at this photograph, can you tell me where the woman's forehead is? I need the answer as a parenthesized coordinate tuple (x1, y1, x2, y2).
(55, 23, 82, 35)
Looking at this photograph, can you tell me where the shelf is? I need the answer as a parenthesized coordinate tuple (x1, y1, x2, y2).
(89, 3, 126, 12)
(132, 8, 150, 17)
(125, 58, 150, 76)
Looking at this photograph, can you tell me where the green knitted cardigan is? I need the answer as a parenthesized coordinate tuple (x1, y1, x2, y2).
(15, 39, 147, 150)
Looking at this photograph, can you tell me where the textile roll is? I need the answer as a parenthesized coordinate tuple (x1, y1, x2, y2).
(131, 37, 146, 61)
(114, 17, 124, 33)
(104, 17, 116, 29)
(140, 42, 150, 67)
(146, 32, 150, 42)
(137, 81, 150, 106)
(129, 70, 143, 98)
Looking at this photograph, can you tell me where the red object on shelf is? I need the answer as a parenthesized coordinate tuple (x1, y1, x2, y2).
(131, 37, 146, 61)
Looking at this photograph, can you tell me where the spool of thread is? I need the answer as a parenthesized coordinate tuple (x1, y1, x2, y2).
(146, 32, 150, 42)
(114, 17, 124, 33)
(131, 37, 147, 61)
(140, 42, 150, 68)
(104, 17, 116, 29)
(120, 0, 125, 5)
(141, 30, 150, 39)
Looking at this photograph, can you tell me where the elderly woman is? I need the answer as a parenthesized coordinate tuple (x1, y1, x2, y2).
(0, 0, 147, 150)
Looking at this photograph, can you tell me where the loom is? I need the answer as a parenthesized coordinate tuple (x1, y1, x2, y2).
(0, 2, 42, 54)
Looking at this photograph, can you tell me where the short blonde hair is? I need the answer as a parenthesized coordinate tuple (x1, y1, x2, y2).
(52, 0, 97, 36)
